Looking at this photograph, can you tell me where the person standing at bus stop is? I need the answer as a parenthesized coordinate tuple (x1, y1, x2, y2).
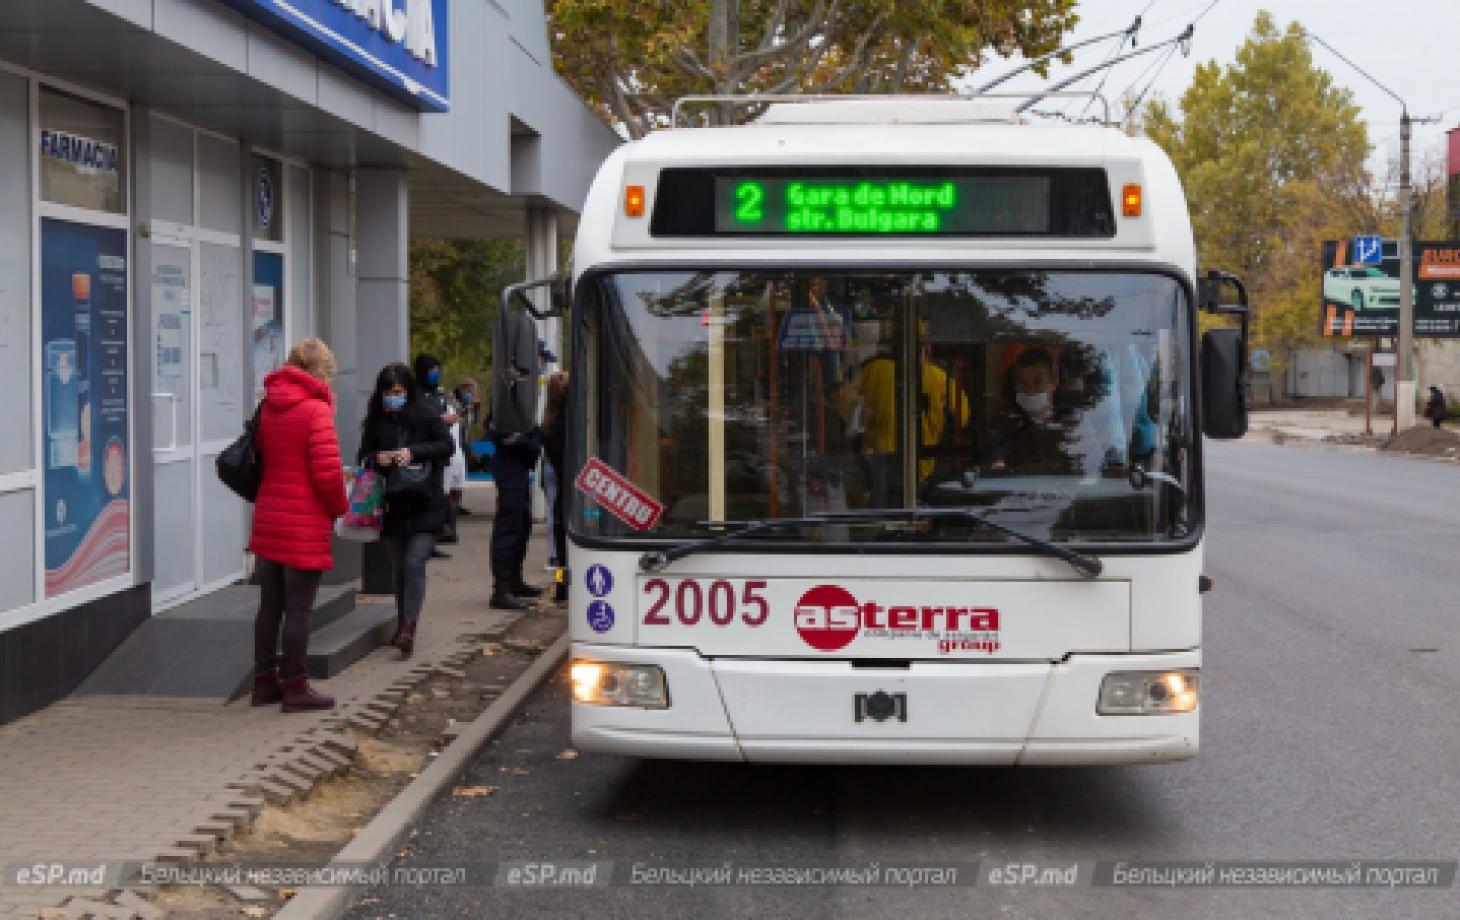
(414, 354, 461, 556)
(249, 338, 349, 712)
(489, 303, 549, 609)
(359, 363, 455, 658)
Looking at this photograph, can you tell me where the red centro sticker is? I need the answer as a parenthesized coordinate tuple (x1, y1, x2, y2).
(574, 457, 664, 531)
(793, 584, 1002, 655)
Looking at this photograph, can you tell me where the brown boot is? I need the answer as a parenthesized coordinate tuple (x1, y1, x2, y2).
(280, 677, 335, 713)
(251, 672, 283, 707)
(397, 621, 417, 659)
(388, 613, 404, 647)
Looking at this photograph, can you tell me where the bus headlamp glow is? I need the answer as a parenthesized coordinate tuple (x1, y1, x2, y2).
(1097, 670, 1198, 715)
(570, 660, 668, 708)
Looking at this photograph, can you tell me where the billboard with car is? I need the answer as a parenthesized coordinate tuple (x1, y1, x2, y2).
(1322, 239, 1460, 337)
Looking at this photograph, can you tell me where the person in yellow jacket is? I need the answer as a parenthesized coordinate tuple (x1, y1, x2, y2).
(856, 341, 969, 506)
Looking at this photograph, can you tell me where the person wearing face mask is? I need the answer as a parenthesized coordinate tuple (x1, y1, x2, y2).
(983, 347, 1079, 475)
(358, 363, 454, 657)
(413, 354, 461, 555)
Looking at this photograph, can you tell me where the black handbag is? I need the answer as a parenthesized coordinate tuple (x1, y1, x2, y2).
(384, 461, 432, 500)
(217, 404, 264, 502)
(381, 427, 432, 500)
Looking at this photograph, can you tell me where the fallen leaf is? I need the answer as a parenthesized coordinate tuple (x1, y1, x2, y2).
(37, 909, 67, 919)
(280, 888, 299, 899)
(244, 908, 270, 918)
(556, 749, 579, 760)
(452, 785, 499, 798)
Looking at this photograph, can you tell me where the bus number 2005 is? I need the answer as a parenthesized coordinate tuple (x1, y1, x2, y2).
(641, 578, 769, 627)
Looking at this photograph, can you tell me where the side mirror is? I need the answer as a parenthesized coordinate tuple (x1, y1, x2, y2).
(501, 274, 571, 320)
(1201, 327, 1248, 439)
(1198, 270, 1250, 440)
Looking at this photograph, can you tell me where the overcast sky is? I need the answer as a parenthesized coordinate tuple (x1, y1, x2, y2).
(964, 0, 1458, 181)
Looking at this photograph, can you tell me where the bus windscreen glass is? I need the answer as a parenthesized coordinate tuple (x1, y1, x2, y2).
(573, 270, 1194, 548)
(651, 167, 1115, 237)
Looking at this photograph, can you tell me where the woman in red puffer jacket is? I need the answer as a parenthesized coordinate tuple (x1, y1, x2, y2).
(248, 338, 349, 713)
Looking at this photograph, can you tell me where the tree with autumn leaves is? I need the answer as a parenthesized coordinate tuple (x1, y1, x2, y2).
(548, 0, 1078, 137)
(1140, 11, 1445, 385)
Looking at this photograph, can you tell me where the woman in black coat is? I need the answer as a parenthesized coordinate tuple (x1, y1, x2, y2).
(358, 363, 454, 657)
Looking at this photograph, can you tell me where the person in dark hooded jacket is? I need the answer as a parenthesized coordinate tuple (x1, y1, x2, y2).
(358, 363, 454, 657)
(1425, 386, 1448, 429)
(414, 353, 462, 554)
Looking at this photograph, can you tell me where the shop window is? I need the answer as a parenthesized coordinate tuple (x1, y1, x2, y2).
(38, 87, 126, 215)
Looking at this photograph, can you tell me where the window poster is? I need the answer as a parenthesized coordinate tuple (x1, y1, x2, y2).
(251, 250, 285, 403)
(41, 218, 130, 596)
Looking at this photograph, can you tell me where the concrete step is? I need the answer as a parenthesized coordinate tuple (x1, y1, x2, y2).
(306, 603, 398, 679)
(76, 585, 361, 700)
(158, 584, 356, 632)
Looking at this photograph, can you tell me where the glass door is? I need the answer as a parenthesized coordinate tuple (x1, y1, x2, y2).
(149, 238, 197, 604)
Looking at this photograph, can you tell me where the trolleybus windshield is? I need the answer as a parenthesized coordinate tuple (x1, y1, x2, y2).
(573, 270, 1194, 548)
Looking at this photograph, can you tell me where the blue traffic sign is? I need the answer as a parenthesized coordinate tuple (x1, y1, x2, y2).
(1354, 236, 1384, 265)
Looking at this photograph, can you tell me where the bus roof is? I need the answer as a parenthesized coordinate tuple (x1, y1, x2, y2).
(573, 99, 1196, 279)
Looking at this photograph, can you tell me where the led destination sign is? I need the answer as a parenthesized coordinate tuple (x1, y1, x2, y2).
(652, 167, 1115, 238)
(717, 177, 1047, 234)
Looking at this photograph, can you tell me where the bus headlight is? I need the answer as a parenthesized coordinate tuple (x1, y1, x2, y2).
(1097, 670, 1198, 715)
(570, 660, 669, 708)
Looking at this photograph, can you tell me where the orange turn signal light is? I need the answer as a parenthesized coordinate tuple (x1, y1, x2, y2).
(1121, 183, 1143, 218)
(624, 185, 646, 218)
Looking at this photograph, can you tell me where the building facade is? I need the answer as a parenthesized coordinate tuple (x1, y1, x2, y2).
(0, 0, 619, 724)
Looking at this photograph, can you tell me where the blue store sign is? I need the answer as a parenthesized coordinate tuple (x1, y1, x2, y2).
(219, 0, 450, 112)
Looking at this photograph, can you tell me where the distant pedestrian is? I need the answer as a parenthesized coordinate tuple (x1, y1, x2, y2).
(1425, 386, 1447, 429)
(359, 363, 455, 658)
(452, 378, 482, 511)
(249, 338, 349, 712)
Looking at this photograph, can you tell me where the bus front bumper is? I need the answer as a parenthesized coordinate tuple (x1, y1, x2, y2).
(570, 643, 1199, 765)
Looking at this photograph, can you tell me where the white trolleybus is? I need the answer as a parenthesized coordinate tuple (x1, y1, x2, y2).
(502, 95, 1250, 765)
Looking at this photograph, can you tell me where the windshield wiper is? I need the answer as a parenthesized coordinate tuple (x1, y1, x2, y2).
(638, 515, 828, 573)
(638, 508, 1103, 578)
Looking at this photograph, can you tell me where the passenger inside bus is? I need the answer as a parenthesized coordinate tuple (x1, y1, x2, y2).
(854, 334, 971, 507)
(981, 346, 1081, 475)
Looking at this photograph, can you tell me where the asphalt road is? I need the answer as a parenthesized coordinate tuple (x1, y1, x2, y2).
(349, 441, 1460, 920)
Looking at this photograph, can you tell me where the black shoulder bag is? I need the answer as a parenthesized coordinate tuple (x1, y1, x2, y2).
(217, 404, 264, 502)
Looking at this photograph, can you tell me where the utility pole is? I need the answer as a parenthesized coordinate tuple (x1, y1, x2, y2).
(1301, 29, 1434, 427)
(1398, 111, 1414, 424)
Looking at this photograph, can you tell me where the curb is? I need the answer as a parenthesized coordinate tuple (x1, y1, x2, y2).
(274, 631, 570, 920)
